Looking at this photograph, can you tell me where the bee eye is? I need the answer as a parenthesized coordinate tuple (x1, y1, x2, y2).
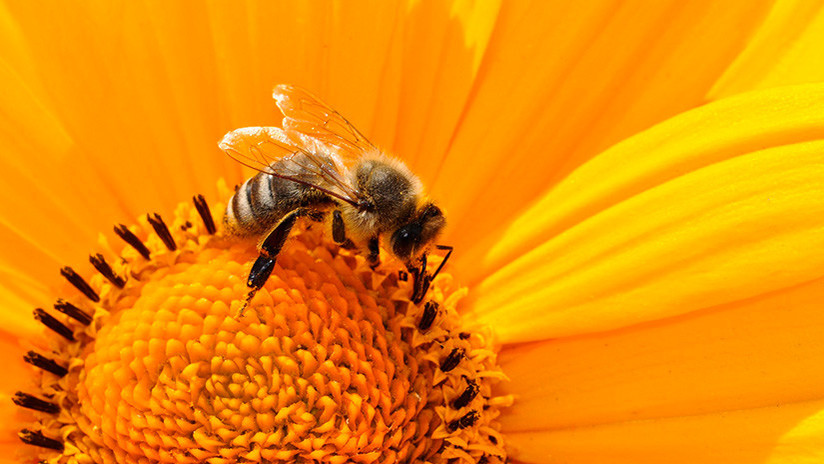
(391, 225, 421, 260)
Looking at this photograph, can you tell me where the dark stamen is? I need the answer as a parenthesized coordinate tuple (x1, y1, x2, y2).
(193, 194, 217, 234)
(452, 379, 479, 409)
(13, 392, 60, 414)
(89, 254, 125, 289)
(18, 429, 63, 451)
(113, 224, 151, 259)
(447, 410, 479, 432)
(418, 301, 439, 332)
(53, 299, 92, 326)
(147, 213, 176, 251)
(398, 270, 408, 282)
(440, 348, 464, 372)
(59, 267, 99, 302)
(33, 308, 74, 341)
(23, 351, 68, 377)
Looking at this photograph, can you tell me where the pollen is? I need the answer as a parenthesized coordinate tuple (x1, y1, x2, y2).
(19, 189, 512, 464)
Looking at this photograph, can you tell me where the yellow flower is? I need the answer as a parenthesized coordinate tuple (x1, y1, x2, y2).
(3, 0, 824, 462)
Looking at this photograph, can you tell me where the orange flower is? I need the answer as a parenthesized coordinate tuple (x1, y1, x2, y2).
(3, 1, 824, 462)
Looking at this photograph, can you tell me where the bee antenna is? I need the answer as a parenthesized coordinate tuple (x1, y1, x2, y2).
(430, 244, 453, 281)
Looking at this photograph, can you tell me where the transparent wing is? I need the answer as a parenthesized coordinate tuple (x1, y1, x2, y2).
(273, 84, 376, 162)
(219, 126, 362, 206)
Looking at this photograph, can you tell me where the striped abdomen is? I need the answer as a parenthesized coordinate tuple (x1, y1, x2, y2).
(225, 161, 333, 236)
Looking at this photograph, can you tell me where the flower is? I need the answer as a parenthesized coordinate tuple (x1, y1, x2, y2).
(3, 0, 824, 462)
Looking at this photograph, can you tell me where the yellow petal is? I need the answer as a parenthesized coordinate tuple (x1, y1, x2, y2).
(710, 0, 824, 99)
(465, 84, 824, 343)
(497, 277, 824, 433)
(433, 0, 772, 252)
(390, 0, 501, 184)
(506, 399, 824, 464)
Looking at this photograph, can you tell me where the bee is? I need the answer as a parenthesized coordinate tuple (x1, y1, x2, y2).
(220, 85, 452, 310)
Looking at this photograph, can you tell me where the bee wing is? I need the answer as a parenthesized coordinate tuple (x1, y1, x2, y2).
(219, 126, 362, 206)
(273, 84, 376, 162)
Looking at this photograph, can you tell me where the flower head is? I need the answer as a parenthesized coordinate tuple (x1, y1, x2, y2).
(3, 1, 824, 463)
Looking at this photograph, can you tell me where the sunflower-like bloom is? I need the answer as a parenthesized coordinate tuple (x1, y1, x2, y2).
(3, 1, 824, 463)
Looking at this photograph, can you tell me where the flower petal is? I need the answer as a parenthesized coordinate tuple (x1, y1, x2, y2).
(433, 0, 772, 251)
(506, 399, 824, 464)
(499, 277, 824, 462)
(390, 0, 501, 183)
(710, 0, 824, 99)
(465, 84, 824, 343)
(497, 277, 824, 432)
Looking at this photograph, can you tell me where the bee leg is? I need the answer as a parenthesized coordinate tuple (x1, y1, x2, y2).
(332, 210, 347, 244)
(409, 245, 453, 304)
(367, 236, 381, 269)
(332, 210, 357, 250)
(410, 253, 428, 304)
(238, 208, 305, 317)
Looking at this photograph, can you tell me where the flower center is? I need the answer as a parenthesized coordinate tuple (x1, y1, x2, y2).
(17, 192, 511, 464)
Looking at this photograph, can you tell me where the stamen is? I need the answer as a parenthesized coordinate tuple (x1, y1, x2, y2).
(23, 351, 68, 377)
(59, 266, 99, 302)
(398, 270, 408, 281)
(193, 194, 217, 234)
(440, 348, 465, 372)
(13, 392, 60, 414)
(447, 410, 479, 432)
(113, 224, 151, 259)
(89, 254, 126, 288)
(452, 379, 479, 409)
(32, 308, 74, 341)
(418, 300, 439, 331)
(53, 299, 92, 326)
(18, 429, 63, 451)
(146, 213, 176, 251)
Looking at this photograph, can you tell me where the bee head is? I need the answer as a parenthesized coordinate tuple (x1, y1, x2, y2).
(390, 202, 445, 264)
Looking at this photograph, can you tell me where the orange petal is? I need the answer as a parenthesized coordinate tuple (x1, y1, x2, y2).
(465, 84, 824, 343)
(507, 398, 824, 464)
(433, 0, 772, 253)
(498, 277, 824, 462)
(390, 0, 501, 184)
(497, 277, 824, 432)
(710, 0, 824, 99)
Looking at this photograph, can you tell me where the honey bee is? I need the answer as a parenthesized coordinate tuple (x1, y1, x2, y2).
(220, 85, 451, 310)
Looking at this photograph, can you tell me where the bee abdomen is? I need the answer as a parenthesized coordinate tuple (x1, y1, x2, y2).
(225, 172, 279, 236)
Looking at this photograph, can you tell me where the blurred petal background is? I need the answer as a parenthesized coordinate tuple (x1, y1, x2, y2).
(2, 0, 824, 462)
